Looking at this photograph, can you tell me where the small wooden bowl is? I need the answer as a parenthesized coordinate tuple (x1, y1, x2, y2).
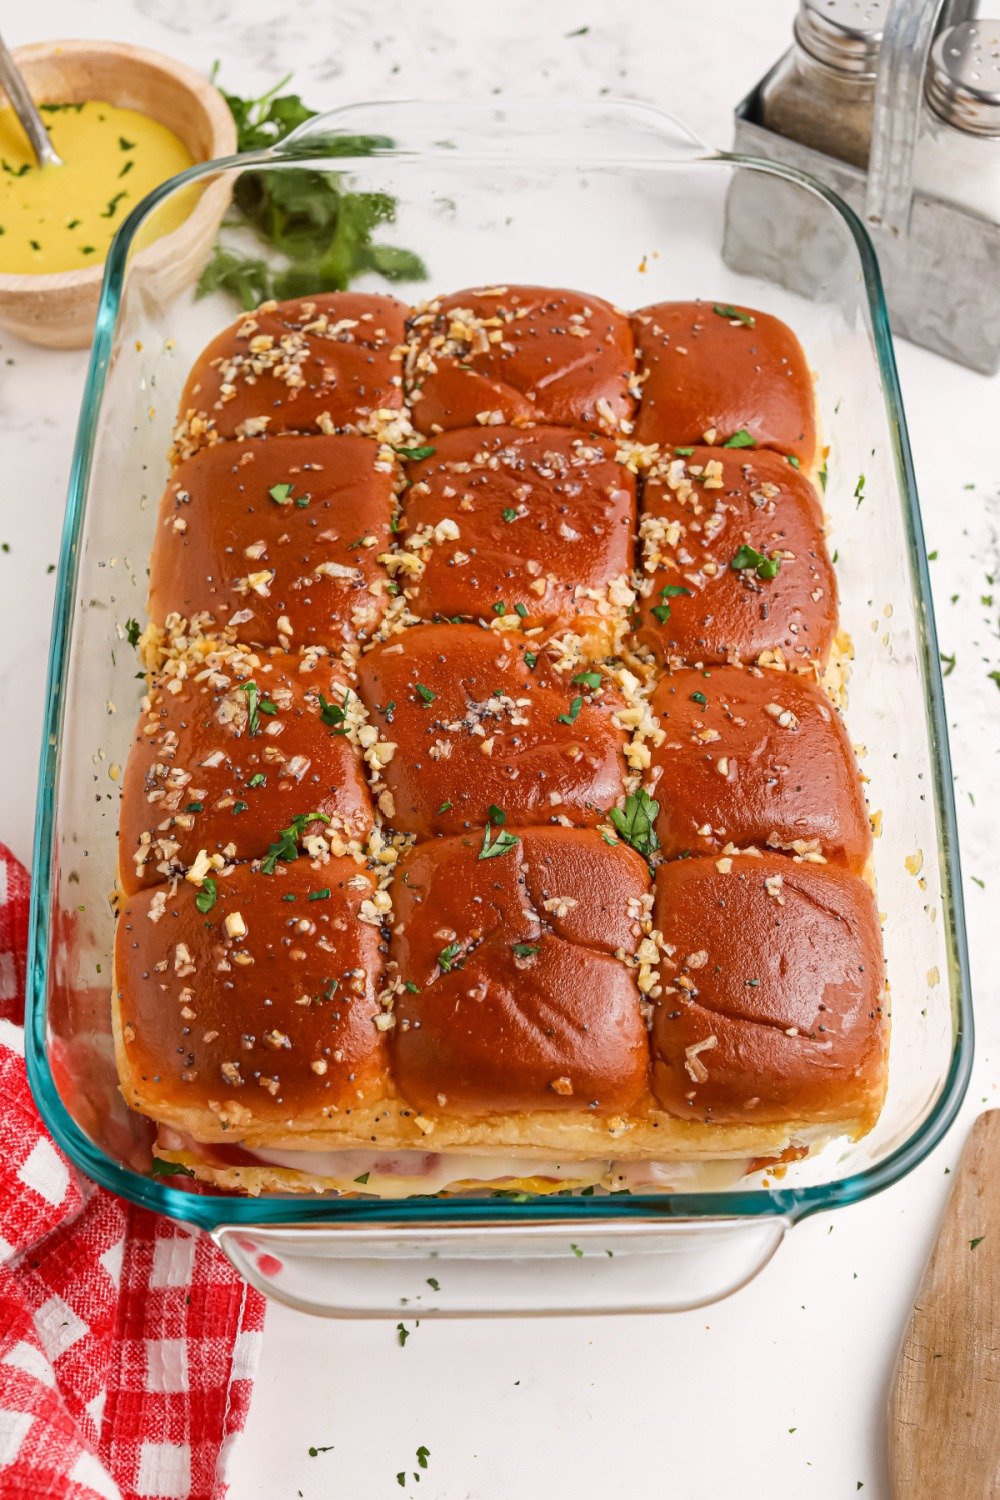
(0, 40, 237, 349)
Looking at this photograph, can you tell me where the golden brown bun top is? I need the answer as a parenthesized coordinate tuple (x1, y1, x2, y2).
(406, 285, 636, 436)
(632, 300, 817, 467)
(173, 292, 407, 459)
(148, 434, 396, 650)
(115, 857, 387, 1125)
(651, 854, 886, 1125)
(634, 446, 836, 669)
(390, 828, 651, 1114)
(648, 665, 872, 872)
(400, 425, 635, 635)
(118, 650, 372, 893)
(356, 623, 627, 839)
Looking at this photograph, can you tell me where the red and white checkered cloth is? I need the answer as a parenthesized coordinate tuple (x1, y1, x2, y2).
(0, 844, 266, 1499)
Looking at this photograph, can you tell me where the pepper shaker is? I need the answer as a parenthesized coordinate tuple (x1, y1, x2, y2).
(912, 20, 1000, 219)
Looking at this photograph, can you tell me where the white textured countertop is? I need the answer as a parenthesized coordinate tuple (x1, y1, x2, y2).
(3, 3, 998, 1497)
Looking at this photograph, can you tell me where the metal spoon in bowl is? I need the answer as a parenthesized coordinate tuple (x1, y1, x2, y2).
(0, 32, 63, 167)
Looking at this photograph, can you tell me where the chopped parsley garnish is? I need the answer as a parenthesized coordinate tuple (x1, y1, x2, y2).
(118, 159, 134, 179)
(607, 789, 660, 859)
(572, 670, 602, 690)
(249, 773, 266, 788)
(268, 481, 295, 505)
(855, 473, 866, 506)
(480, 820, 520, 859)
(354, 1171, 370, 1184)
(940, 651, 956, 677)
(652, 582, 691, 624)
(308, 888, 331, 901)
(971, 1236, 985, 1250)
(712, 303, 755, 327)
(437, 942, 463, 972)
(492, 601, 507, 616)
(690, 691, 707, 706)
(437, 800, 453, 813)
(512, 943, 540, 958)
(119, 135, 136, 150)
(502, 507, 518, 522)
(99, 192, 127, 219)
(238, 680, 277, 736)
(186, 801, 203, 813)
(124, 617, 141, 647)
(417, 1447, 430, 1470)
(308, 1445, 334, 1457)
(818, 460, 828, 491)
(414, 682, 436, 704)
(514, 602, 529, 618)
(233, 800, 248, 814)
(487, 804, 506, 824)
(786, 455, 801, 469)
(195, 878, 217, 914)
(731, 544, 782, 580)
(722, 428, 756, 449)
(674, 446, 695, 456)
(557, 695, 583, 726)
(396, 1322, 410, 1346)
(404, 980, 420, 993)
(524, 650, 538, 669)
(318, 689, 351, 730)
(426, 1276, 440, 1291)
(394, 444, 436, 461)
(150, 1157, 195, 1178)
(260, 811, 331, 874)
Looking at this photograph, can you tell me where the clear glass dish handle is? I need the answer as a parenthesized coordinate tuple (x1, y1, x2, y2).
(275, 97, 715, 166)
(213, 1215, 788, 1318)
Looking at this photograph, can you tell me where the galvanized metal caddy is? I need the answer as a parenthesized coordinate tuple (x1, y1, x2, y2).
(728, 0, 1000, 374)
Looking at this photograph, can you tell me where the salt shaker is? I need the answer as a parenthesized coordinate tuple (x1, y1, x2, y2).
(759, 0, 889, 169)
(912, 20, 1000, 220)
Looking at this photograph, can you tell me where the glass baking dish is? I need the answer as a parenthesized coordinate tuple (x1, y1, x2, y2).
(25, 100, 972, 1317)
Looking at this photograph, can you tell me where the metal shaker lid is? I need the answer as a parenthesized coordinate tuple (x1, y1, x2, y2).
(925, 21, 1000, 137)
(794, 0, 888, 76)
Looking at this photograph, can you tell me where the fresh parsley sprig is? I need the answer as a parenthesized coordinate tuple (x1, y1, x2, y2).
(198, 70, 426, 310)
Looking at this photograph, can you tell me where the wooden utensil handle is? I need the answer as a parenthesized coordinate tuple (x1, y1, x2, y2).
(888, 1110, 1000, 1500)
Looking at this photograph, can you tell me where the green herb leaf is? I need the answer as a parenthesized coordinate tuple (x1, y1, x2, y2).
(437, 799, 453, 813)
(480, 824, 521, 859)
(722, 428, 756, 449)
(557, 695, 583, 726)
(492, 602, 507, 616)
(572, 670, 602, 690)
(786, 455, 801, 469)
(186, 801, 203, 813)
(318, 689, 351, 730)
(260, 811, 331, 874)
(487, 804, 506, 825)
(396, 1322, 410, 1346)
(971, 1236, 985, 1249)
(249, 773, 266, 788)
(651, 582, 691, 623)
(524, 650, 538, 669)
(269, 481, 295, 505)
(855, 473, 866, 506)
(512, 943, 540, 958)
(308, 888, 331, 901)
(414, 682, 436, 704)
(607, 789, 660, 860)
(426, 1276, 440, 1290)
(731, 544, 782, 580)
(502, 507, 519, 522)
(514, 602, 529, 618)
(238, 680, 263, 736)
(394, 444, 436, 461)
(712, 303, 755, 327)
(673, 446, 695, 456)
(437, 942, 463, 972)
(197, 75, 426, 309)
(690, 691, 707, 706)
(124, 617, 141, 647)
(150, 1157, 195, 1178)
(416, 1447, 430, 1470)
(195, 877, 217, 914)
(819, 461, 828, 491)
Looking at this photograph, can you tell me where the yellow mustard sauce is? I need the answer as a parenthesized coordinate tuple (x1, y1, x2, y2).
(0, 100, 194, 274)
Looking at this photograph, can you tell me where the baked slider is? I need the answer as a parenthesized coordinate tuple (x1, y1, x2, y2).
(397, 426, 636, 652)
(148, 434, 397, 649)
(651, 854, 887, 1130)
(114, 858, 388, 1139)
(390, 827, 651, 1114)
(634, 446, 836, 669)
(647, 665, 872, 871)
(632, 300, 817, 468)
(405, 285, 637, 435)
(171, 292, 408, 461)
(355, 622, 628, 839)
(119, 649, 372, 893)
